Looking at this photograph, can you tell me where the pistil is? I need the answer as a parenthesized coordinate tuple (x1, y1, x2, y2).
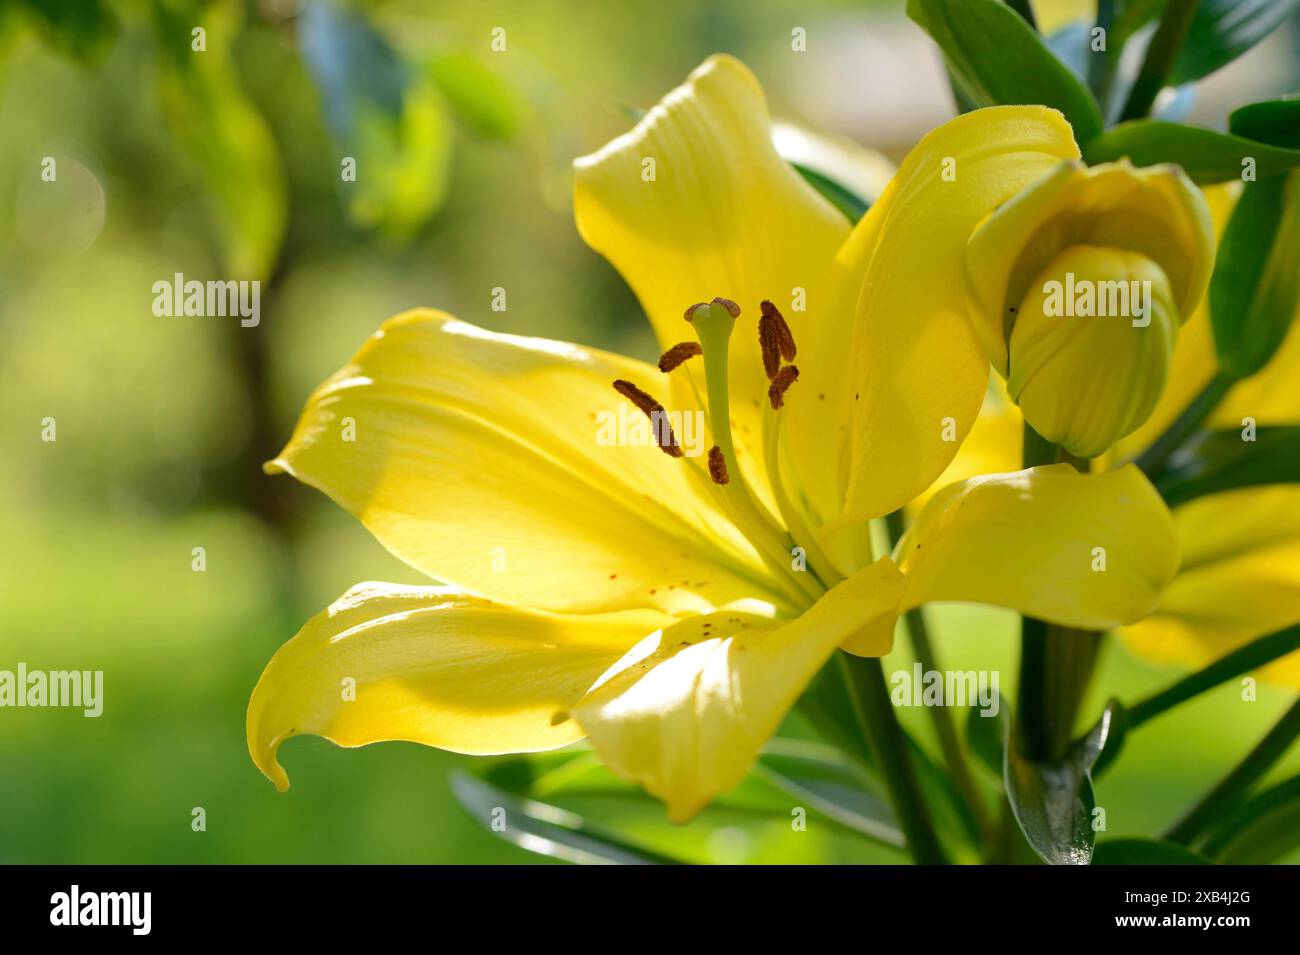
(685, 298, 821, 605)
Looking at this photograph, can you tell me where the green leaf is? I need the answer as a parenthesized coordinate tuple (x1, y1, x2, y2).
(966, 691, 1009, 780)
(299, 0, 453, 239)
(1156, 427, 1300, 506)
(153, 2, 286, 279)
(1087, 700, 1130, 778)
(1083, 119, 1300, 184)
(1092, 838, 1211, 864)
(1171, 0, 1300, 84)
(907, 0, 1104, 143)
(431, 52, 525, 140)
(789, 162, 870, 223)
(11, 0, 118, 62)
(1201, 775, 1300, 863)
(451, 770, 683, 864)
(483, 741, 908, 852)
(1210, 170, 1300, 378)
(754, 739, 904, 847)
(1230, 97, 1300, 149)
(1005, 702, 1120, 864)
(907, 735, 984, 859)
(798, 659, 878, 767)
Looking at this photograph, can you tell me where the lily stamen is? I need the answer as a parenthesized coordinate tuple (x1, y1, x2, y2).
(759, 314, 781, 380)
(611, 379, 683, 457)
(760, 300, 796, 361)
(658, 341, 703, 372)
(707, 445, 729, 485)
(767, 365, 799, 409)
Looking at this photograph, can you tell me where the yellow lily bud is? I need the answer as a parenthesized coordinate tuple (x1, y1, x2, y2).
(963, 160, 1214, 457)
(1009, 246, 1178, 457)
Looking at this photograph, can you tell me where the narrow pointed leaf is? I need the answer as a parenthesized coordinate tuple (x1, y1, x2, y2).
(967, 691, 1010, 780)
(907, 0, 1103, 143)
(1092, 838, 1211, 864)
(1005, 703, 1120, 864)
(1156, 427, 1300, 507)
(1083, 120, 1300, 184)
(1230, 97, 1300, 149)
(1201, 776, 1300, 863)
(450, 770, 683, 865)
(1209, 170, 1300, 379)
(1171, 0, 1300, 84)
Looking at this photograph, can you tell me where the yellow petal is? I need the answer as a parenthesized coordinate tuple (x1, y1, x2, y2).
(269, 309, 785, 615)
(573, 54, 851, 512)
(574, 557, 905, 821)
(911, 377, 1023, 513)
(1214, 316, 1300, 428)
(1123, 485, 1300, 687)
(896, 464, 1179, 629)
(836, 106, 1080, 525)
(248, 583, 668, 790)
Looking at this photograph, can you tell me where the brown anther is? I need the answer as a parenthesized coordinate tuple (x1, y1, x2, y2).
(712, 296, 741, 318)
(612, 379, 683, 457)
(707, 445, 730, 485)
(658, 341, 702, 372)
(767, 365, 799, 410)
(683, 302, 708, 322)
(758, 313, 781, 380)
(760, 300, 796, 360)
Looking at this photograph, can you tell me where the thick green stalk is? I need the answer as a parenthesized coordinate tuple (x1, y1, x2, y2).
(1126, 623, 1300, 728)
(1119, 0, 1200, 121)
(1165, 697, 1300, 845)
(838, 653, 948, 864)
(1017, 425, 1103, 761)
(885, 509, 991, 841)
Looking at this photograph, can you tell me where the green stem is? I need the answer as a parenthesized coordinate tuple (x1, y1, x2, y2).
(1119, 0, 1200, 121)
(1126, 623, 1300, 728)
(1017, 425, 1102, 761)
(1165, 697, 1300, 845)
(1133, 372, 1233, 479)
(838, 653, 948, 864)
(885, 509, 992, 843)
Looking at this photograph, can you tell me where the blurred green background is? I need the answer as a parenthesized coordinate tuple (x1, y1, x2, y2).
(1, 0, 1298, 863)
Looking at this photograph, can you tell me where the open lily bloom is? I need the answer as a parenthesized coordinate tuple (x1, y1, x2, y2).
(248, 55, 1181, 821)
(940, 185, 1300, 685)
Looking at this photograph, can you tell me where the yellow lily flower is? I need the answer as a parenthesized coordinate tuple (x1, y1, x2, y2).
(941, 187, 1300, 685)
(248, 55, 1180, 821)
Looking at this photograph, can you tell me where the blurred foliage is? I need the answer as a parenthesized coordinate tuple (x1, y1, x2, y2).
(1, 0, 1298, 863)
